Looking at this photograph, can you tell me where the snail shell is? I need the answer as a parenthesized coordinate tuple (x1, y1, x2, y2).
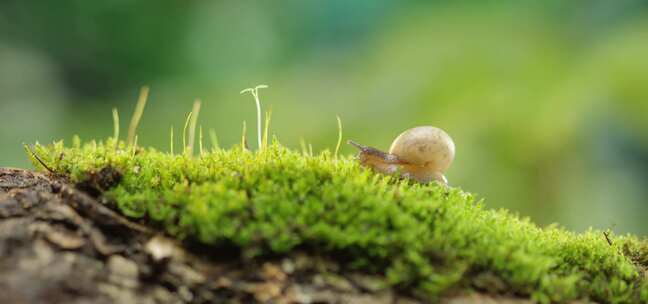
(389, 126, 455, 173)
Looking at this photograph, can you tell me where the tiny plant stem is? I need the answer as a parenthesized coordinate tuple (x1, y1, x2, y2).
(263, 109, 272, 149)
(253, 91, 262, 149)
(187, 100, 201, 157)
(209, 129, 220, 151)
(335, 115, 343, 161)
(199, 126, 204, 156)
(300, 137, 308, 156)
(112, 108, 120, 142)
(240, 84, 268, 151)
(603, 230, 613, 246)
(170, 126, 174, 155)
(127, 86, 149, 146)
(182, 112, 193, 156)
(132, 135, 138, 158)
(241, 120, 248, 151)
(72, 135, 81, 149)
(24, 144, 54, 173)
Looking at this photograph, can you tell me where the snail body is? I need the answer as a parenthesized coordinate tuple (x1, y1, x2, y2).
(348, 126, 455, 185)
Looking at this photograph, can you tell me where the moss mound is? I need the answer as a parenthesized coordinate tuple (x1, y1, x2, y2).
(28, 139, 648, 303)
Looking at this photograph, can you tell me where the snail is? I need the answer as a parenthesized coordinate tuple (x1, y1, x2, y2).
(348, 126, 455, 185)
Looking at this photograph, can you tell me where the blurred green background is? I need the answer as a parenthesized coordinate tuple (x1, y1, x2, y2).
(2, 1, 647, 235)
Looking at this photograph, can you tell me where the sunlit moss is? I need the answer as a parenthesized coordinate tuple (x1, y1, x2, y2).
(28, 139, 648, 303)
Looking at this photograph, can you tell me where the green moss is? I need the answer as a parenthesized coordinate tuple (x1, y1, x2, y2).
(28, 138, 648, 303)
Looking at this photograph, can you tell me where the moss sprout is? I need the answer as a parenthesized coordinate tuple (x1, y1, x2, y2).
(240, 84, 269, 150)
(127, 86, 149, 146)
(187, 100, 201, 157)
(335, 115, 343, 161)
(112, 108, 120, 144)
(209, 129, 220, 151)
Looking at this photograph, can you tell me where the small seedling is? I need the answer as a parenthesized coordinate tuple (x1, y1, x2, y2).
(127, 86, 149, 146)
(182, 111, 193, 156)
(299, 137, 308, 156)
(199, 126, 204, 156)
(262, 109, 272, 150)
(240, 84, 268, 150)
(335, 115, 343, 161)
(170, 126, 174, 155)
(187, 100, 202, 156)
(241, 120, 248, 150)
(112, 108, 120, 143)
(209, 129, 220, 151)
